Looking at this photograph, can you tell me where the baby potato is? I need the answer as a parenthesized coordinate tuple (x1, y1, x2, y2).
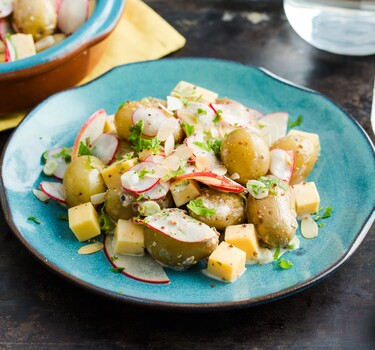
(271, 134, 317, 185)
(63, 156, 106, 207)
(247, 177, 298, 247)
(188, 188, 246, 230)
(221, 129, 270, 185)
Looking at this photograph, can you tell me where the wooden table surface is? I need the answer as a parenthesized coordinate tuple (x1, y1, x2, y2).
(1, 1, 374, 349)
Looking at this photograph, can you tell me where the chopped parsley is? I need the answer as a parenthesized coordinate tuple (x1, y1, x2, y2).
(182, 122, 195, 137)
(27, 216, 40, 224)
(164, 168, 185, 181)
(139, 169, 153, 179)
(318, 222, 325, 228)
(213, 109, 222, 123)
(193, 141, 211, 152)
(110, 255, 119, 261)
(110, 267, 125, 273)
(78, 141, 92, 156)
(278, 257, 293, 269)
(128, 121, 160, 154)
(52, 147, 72, 163)
(187, 198, 216, 216)
(99, 206, 115, 232)
(58, 215, 69, 221)
(288, 115, 303, 129)
(273, 246, 281, 260)
(257, 176, 288, 193)
(193, 139, 222, 155)
(209, 139, 222, 156)
(136, 193, 145, 201)
(117, 102, 126, 111)
(314, 206, 333, 221)
(287, 243, 295, 250)
(197, 107, 207, 115)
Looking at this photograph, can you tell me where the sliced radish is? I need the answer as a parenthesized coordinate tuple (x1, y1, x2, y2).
(258, 112, 289, 146)
(0, 0, 12, 19)
(143, 208, 219, 243)
(40, 181, 66, 204)
(269, 149, 295, 183)
(90, 192, 106, 205)
(132, 107, 168, 138)
(4, 35, 16, 62)
(210, 102, 257, 128)
(121, 162, 160, 194)
(91, 133, 119, 165)
(142, 181, 170, 200)
(58, 0, 89, 35)
(144, 154, 165, 164)
(177, 102, 216, 131)
(44, 147, 72, 179)
(185, 133, 220, 170)
(33, 189, 50, 203)
(0, 18, 12, 38)
(104, 235, 170, 284)
(71, 109, 107, 160)
(177, 172, 245, 193)
(301, 216, 319, 239)
(167, 96, 183, 111)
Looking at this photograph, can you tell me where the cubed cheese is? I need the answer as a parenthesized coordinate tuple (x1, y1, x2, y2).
(292, 182, 320, 217)
(288, 130, 320, 155)
(170, 179, 201, 207)
(114, 219, 145, 255)
(68, 202, 100, 242)
(171, 81, 218, 104)
(101, 158, 138, 188)
(11, 34, 36, 59)
(225, 224, 260, 260)
(104, 114, 116, 133)
(207, 242, 246, 283)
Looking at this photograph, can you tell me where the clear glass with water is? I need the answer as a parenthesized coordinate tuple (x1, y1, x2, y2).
(284, 0, 375, 55)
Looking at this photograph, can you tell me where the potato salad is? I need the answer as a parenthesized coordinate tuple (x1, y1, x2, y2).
(33, 81, 328, 284)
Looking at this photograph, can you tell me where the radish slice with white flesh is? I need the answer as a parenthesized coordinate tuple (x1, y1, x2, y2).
(269, 149, 295, 183)
(177, 102, 216, 132)
(0, 0, 13, 19)
(44, 147, 71, 179)
(91, 133, 119, 165)
(185, 133, 220, 169)
(177, 172, 245, 193)
(142, 181, 170, 200)
(0, 18, 13, 37)
(90, 192, 106, 205)
(143, 208, 219, 243)
(301, 216, 319, 239)
(121, 161, 160, 194)
(58, 0, 89, 35)
(103, 235, 170, 284)
(4, 35, 16, 62)
(167, 96, 183, 111)
(71, 109, 107, 160)
(258, 112, 289, 146)
(132, 107, 168, 137)
(40, 181, 66, 204)
(33, 189, 50, 203)
(210, 103, 257, 128)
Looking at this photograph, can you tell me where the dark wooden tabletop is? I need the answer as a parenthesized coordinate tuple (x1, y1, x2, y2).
(1, 1, 374, 349)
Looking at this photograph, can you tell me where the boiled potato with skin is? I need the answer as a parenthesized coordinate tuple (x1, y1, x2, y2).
(13, 0, 57, 40)
(188, 188, 246, 230)
(221, 129, 270, 185)
(63, 156, 106, 207)
(247, 177, 297, 247)
(271, 134, 317, 185)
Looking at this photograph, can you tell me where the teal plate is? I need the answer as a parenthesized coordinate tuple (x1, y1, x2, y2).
(1, 58, 374, 310)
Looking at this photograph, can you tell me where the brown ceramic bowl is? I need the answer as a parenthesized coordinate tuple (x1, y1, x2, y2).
(0, 0, 125, 115)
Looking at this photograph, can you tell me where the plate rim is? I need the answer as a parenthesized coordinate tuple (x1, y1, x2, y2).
(1, 57, 374, 310)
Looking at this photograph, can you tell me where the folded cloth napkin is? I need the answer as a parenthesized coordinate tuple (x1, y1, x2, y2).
(0, 0, 185, 132)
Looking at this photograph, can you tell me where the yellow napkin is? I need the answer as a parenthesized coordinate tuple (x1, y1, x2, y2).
(0, 0, 185, 132)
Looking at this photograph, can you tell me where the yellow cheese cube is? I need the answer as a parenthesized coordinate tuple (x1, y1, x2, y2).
(288, 129, 321, 155)
(207, 242, 246, 283)
(68, 202, 100, 242)
(292, 182, 320, 217)
(104, 114, 116, 133)
(171, 81, 218, 104)
(114, 219, 145, 255)
(225, 224, 260, 260)
(101, 158, 138, 188)
(11, 34, 36, 59)
(170, 179, 201, 207)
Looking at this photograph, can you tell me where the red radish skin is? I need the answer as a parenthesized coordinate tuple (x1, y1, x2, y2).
(121, 162, 161, 194)
(40, 181, 66, 204)
(177, 172, 245, 193)
(4, 36, 16, 62)
(103, 235, 170, 284)
(71, 109, 107, 160)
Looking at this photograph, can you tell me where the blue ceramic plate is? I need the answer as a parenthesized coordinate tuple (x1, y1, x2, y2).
(1, 58, 374, 310)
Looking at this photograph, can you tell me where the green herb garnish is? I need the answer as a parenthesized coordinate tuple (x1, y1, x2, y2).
(193, 141, 211, 152)
(128, 121, 160, 154)
(52, 147, 72, 163)
(314, 206, 333, 221)
(58, 215, 69, 221)
(258, 176, 288, 193)
(139, 169, 153, 179)
(110, 267, 125, 273)
(187, 198, 216, 216)
(273, 246, 281, 260)
(118, 102, 126, 111)
(209, 139, 222, 156)
(288, 115, 303, 129)
(278, 257, 293, 269)
(182, 122, 195, 137)
(213, 109, 222, 123)
(27, 216, 40, 224)
(99, 206, 115, 232)
(78, 141, 92, 156)
(197, 107, 207, 115)
(110, 255, 119, 261)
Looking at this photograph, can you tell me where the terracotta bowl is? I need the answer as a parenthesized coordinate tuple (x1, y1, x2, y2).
(0, 0, 125, 115)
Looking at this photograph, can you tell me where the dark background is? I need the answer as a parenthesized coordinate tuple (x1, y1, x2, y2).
(1, 1, 374, 348)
